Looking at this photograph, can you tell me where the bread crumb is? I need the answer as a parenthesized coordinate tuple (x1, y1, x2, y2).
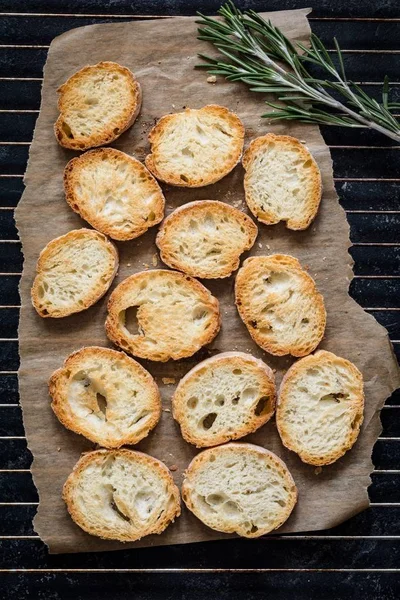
(163, 408, 171, 413)
(314, 466, 322, 475)
(152, 254, 158, 267)
(266, 244, 270, 250)
(162, 377, 176, 385)
(258, 242, 262, 249)
(127, 263, 131, 267)
(169, 464, 178, 471)
(322, 257, 326, 261)
(207, 75, 217, 83)
(57, 447, 61, 452)
(142, 262, 149, 269)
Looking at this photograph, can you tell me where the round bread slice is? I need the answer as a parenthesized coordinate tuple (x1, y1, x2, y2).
(235, 255, 326, 357)
(145, 105, 245, 187)
(54, 61, 142, 150)
(277, 350, 364, 466)
(181, 443, 297, 538)
(49, 346, 161, 448)
(243, 133, 322, 230)
(31, 228, 118, 318)
(156, 201, 258, 279)
(63, 449, 180, 542)
(105, 269, 220, 361)
(172, 352, 276, 447)
(64, 148, 165, 241)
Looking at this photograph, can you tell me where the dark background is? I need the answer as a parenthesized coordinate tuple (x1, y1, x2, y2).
(0, 1, 399, 598)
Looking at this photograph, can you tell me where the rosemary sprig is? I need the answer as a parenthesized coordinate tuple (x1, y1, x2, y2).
(196, 1, 400, 142)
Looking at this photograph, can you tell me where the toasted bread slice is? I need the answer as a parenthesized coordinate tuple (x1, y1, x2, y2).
(243, 134, 322, 230)
(50, 346, 161, 448)
(63, 449, 180, 542)
(64, 148, 165, 241)
(105, 269, 220, 361)
(181, 443, 297, 538)
(54, 61, 141, 150)
(235, 255, 326, 357)
(31, 228, 118, 318)
(145, 105, 244, 187)
(277, 350, 364, 466)
(156, 201, 257, 279)
(172, 352, 276, 447)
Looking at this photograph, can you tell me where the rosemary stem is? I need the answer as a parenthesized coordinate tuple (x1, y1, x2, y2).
(196, 2, 400, 142)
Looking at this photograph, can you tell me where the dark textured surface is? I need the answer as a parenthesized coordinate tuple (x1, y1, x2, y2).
(0, 1, 399, 598)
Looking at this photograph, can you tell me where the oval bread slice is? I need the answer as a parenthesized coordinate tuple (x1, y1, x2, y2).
(235, 255, 326, 357)
(156, 201, 258, 279)
(181, 443, 297, 538)
(145, 105, 245, 187)
(64, 148, 165, 241)
(105, 269, 220, 361)
(55, 61, 142, 150)
(277, 350, 364, 466)
(63, 449, 180, 542)
(49, 346, 161, 448)
(31, 228, 118, 318)
(172, 352, 276, 447)
(243, 134, 322, 230)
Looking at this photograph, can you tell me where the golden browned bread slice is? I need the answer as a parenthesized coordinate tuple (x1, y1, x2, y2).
(156, 200, 257, 279)
(145, 105, 244, 187)
(54, 61, 141, 150)
(64, 148, 165, 241)
(277, 350, 364, 466)
(235, 255, 326, 357)
(31, 228, 118, 318)
(181, 443, 297, 538)
(105, 269, 220, 361)
(63, 449, 180, 542)
(49, 346, 161, 448)
(172, 352, 276, 447)
(242, 134, 322, 230)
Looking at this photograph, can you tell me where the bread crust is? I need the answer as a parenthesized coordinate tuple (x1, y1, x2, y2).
(31, 228, 119, 318)
(242, 133, 322, 230)
(277, 350, 364, 466)
(235, 254, 326, 357)
(156, 200, 258, 279)
(64, 148, 165, 241)
(172, 352, 276, 447)
(63, 448, 181, 542)
(145, 105, 245, 187)
(49, 346, 162, 448)
(105, 269, 221, 361)
(181, 442, 297, 538)
(54, 61, 142, 150)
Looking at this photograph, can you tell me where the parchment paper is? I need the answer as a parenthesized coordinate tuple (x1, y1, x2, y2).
(15, 9, 400, 554)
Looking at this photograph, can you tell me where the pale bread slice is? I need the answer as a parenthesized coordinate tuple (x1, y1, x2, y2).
(156, 200, 258, 279)
(55, 61, 141, 150)
(63, 449, 180, 542)
(105, 269, 220, 362)
(172, 352, 276, 447)
(243, 133, 322, 230)
(235, 255, 326, 357)
(277, 350, 364, 466)
(31, 228, 118, 318)
(145, 105, 244, 187)
(181, 443, 297, 538)
(50, 346, 161, 448)
(64, 148, 165, 241)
